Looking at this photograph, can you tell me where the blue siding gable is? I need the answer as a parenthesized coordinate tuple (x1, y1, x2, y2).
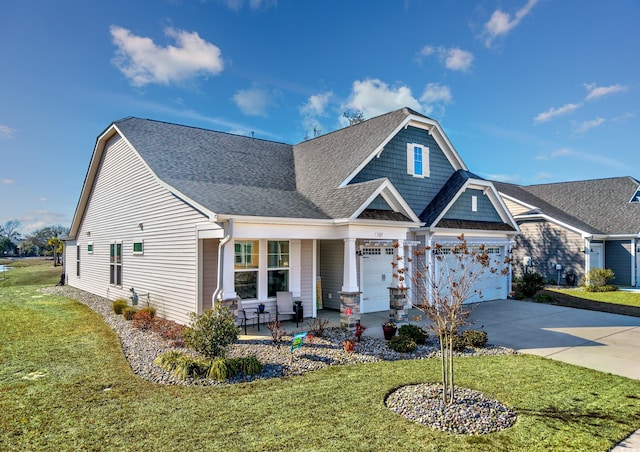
(368, 194, 393, 211)
(443, 189, 503, 222)
(349, 125, 455, 215)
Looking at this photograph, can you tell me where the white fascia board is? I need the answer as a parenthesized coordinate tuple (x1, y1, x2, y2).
(339, 114, 466, 187)
(216, 214, 335, 226)
(514, 213, 592, 237)
(603, 234, 640, 239)
(430, 227, 519, 238)
(350, 179, 421, 223)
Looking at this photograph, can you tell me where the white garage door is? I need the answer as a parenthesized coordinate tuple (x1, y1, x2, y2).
(361, 247, 394, 313)
(433, 246, 508, 303)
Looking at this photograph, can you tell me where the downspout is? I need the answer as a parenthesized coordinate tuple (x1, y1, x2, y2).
(212, 219, 233, 306)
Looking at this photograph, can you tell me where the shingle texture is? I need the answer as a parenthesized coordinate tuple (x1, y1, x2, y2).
(495, 177, 640, 235)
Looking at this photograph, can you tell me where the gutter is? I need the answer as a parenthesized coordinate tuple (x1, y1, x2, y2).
(212, 218, 233, 306)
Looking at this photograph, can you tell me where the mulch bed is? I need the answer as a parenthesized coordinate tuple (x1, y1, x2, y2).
(539, 289, 640, 318)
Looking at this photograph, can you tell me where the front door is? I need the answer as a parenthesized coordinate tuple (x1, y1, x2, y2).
(590, 243, 604, 270)
(361, 247, 393, 313)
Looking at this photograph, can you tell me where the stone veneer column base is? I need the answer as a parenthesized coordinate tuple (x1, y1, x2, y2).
(339, 291, 361, 329)
(389, 287, 409, 322)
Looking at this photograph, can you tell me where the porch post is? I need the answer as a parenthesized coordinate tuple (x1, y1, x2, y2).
(340, 238, 360, 329)
(221, 239, 237, 301)
(342, 238, 359, 292)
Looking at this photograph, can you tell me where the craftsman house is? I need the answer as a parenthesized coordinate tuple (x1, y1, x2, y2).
(64, 108, 519, 325)
(494, 177, 640, 287)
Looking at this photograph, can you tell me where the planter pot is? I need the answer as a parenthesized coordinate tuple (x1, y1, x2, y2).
(258, 304, 265, 313)
(382, 325, 397, 340)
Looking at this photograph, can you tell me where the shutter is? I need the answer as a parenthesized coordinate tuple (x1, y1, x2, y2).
(406, 143, 414, 175)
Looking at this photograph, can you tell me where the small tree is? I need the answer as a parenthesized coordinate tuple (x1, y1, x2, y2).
(397, 235, 510, 404)
(182, 304, 239, 358)
(343, 108, 365, 125)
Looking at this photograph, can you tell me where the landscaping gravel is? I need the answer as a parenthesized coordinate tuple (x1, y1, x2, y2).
(41, 286, 518, 434)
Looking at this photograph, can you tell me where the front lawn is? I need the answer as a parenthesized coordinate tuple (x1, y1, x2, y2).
(0, 257, 62, 288)
(547, 287, 640, 308)
(1, 286, 640, 451)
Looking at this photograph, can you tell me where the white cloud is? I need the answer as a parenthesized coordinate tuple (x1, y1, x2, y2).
(444, 48, 474, 72)
(583, 83, 627, 101)
(300, 92, 332, 117)
(110, 26, 224, 87)
(22, 210, 68, 234)
(1, 179, 15, 184)
(485, 173, 522, 183)
(233, 87, 271, 116)
(39, 197, 48, 203)
(222, 0, 277, 12)
(483, 0, 538, 47)
(534, 172, 552, 180)
(0, 124, 16, 139)
(574, 117, 605, 134)
(417, 46, 474, 72)
(420, 83, 453, 116)
(536, 148, 572, 160)
(344, 79, 422, 119)
(534, 103, 581, 124)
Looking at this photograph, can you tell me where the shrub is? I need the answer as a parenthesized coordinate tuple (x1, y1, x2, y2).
(451, 333, 467, 352)
(517, 272, 546, 298)
(585, 284, 618, 293)
(461, 330, 488, 348)
(139, 306, 157, 318)
(534, 292, 555, 304)
(584, 268, 616, 292)
(122, 307, 138, 320)
(387, 335, 417, 353)
(398, 324, 428, 344)
(182, 304, 239, 358)
(306, 318, 329, 337)
(152, 318, 185, 346)
(132, 310, 155, 331)
(153, 352, 262, 381)
(112, 299, 128, 314)
(267, 320, 286, 346)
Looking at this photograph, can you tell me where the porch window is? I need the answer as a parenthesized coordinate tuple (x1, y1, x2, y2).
(110, 242, 122, 286)
(235, 240, 259, 299)
(267, 240, 289, 297)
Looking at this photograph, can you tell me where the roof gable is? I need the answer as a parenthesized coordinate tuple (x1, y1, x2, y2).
(495, 177, 640, 235)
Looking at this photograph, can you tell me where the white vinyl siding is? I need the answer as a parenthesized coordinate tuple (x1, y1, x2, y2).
(64, 134, 208, 324)
(406, 143, 429, 178)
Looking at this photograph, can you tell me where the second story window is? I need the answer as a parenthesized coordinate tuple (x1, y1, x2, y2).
(407, 143, 429, 178)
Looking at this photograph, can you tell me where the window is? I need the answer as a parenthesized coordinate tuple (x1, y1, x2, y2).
(406, 143, 429, 178)
(234, 240, 259, 299)
(87, 243, 93, 254)
(76, 245, 80, 277)
(133, 241, 144, 254)
(267, 240, 289, 297)
(110, 242, 122, 286)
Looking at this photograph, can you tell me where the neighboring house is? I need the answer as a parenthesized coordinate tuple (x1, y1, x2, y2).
(494, 177, 640, 287)
(64, 108, 519, 325)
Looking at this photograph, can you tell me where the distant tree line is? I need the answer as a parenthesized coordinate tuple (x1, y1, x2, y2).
(0, 220, 69, 265)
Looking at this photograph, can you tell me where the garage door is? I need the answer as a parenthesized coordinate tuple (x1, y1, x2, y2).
(433, 246, 508, 303)
(361, 247, 394, 313)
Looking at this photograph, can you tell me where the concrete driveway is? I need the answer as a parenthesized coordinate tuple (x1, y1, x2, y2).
(468, 299, 640, 380)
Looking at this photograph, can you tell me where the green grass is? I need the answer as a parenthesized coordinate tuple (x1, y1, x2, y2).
(0, 258, 62, 288)
(2, 286, 640, 450)
(548, 287, 640, 308)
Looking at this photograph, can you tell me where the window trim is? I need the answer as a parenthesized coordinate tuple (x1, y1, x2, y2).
(87, 242, 93, 254)
(406, 143, 429, 178)
(267, 240, 290, 298)
(133, 241, 144, 255)
(76, 245, 80, 277)
(471, 195, 478, 212)
(110, 241, 123, 287)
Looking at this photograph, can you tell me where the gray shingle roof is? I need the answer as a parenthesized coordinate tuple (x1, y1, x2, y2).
(495, 177, 640, 235)
(115, 117, 328, 219)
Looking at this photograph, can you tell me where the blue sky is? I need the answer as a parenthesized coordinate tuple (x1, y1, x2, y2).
(1, 0, 638, 233)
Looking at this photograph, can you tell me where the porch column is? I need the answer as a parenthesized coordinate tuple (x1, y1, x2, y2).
(389, 239, 408, 322)
(391, 239, 405, 288)
(341, 238, 359, 292)
(221, 239, 237, 301)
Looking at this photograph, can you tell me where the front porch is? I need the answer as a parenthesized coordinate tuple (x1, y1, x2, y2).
(239, 307, 425, 341)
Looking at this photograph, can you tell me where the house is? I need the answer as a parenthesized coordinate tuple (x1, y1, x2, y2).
(494, 177, 640, 287)
(64, 108, 519, 325)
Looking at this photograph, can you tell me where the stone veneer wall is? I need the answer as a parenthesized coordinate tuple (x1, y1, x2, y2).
(339, 292, 361, 329)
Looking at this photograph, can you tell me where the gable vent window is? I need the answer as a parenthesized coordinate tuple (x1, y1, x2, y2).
(407, 143, 429, 178)
(630, 188, 640, 203)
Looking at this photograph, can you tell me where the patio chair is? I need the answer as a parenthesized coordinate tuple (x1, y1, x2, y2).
(237, 298, 259, 334)
(276, 291, 298, 326)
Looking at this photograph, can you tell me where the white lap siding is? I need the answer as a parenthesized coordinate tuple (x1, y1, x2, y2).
(66, 135, 209, 324)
